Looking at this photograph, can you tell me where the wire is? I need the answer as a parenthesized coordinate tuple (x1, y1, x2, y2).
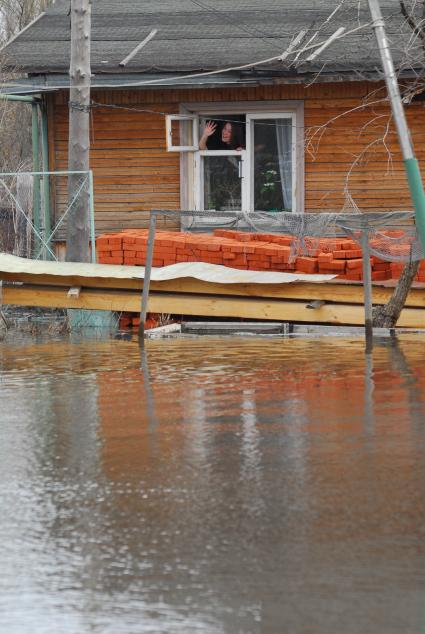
(187, 0, 291, 52)
(90, 98, 393, 135)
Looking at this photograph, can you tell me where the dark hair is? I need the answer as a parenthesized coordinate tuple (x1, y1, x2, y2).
(221, 120, 244, 150)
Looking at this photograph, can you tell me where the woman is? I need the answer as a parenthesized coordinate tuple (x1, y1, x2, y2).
(199, 120, 244, 151)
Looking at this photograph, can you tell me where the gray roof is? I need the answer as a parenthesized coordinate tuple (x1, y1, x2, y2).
(2, 0, 423, 83)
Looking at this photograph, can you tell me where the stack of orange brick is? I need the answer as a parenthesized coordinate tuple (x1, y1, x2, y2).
(96, 228, 419, 281)
(96, 229, 296, 272)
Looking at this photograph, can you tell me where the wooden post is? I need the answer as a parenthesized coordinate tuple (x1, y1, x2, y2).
(361, 231, 374, 352)
(66, 0, 91, 263)
(138, 212, 158, 339)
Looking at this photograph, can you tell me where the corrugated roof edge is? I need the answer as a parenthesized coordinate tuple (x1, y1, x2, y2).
(3, 67, 421, 96)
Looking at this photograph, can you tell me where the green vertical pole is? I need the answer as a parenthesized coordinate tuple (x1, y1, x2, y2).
(404, 158, 425, 249)
(32, 103, 41, 256)
(368, 0, 425, 254)
(40, 104, 52, 259)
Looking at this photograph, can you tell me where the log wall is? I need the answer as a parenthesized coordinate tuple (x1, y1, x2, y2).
(48, 81, 425, 234)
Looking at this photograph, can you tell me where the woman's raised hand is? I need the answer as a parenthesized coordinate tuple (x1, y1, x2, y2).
(199, 120, 218, 149)
(203, 120, 217, 136)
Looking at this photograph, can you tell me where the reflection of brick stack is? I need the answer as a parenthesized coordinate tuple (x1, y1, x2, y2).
(96, 228, 420, 281)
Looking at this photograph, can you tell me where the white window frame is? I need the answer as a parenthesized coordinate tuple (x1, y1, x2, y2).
(179, 100, 304, 229)
(245, 112, 297, 213)
(195, 149, 246, 212)
(166, 114, 199, 152)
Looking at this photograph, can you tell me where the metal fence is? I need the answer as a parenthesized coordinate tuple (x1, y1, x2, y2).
(0, 170, 95, 262)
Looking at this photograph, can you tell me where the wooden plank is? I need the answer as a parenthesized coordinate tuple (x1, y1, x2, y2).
(3, 285, 425, 328)
(2, 274, 425, 307)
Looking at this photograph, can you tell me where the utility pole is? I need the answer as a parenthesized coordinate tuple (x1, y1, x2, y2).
(368, 0, 425, 254)
(66, 0, 92, 263)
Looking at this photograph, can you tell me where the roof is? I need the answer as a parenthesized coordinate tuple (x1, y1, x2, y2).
(1, 0, 423, 84)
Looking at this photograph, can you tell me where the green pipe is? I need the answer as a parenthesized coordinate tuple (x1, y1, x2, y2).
(40, 104, 51, 258)
(404, 158, 425, 255)
(31, 103, 41, 256)
(0, 94, 39, 103)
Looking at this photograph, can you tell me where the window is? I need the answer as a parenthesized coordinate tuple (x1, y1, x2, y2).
(248, 114, 295, 213)
(172, 101, 304, 224)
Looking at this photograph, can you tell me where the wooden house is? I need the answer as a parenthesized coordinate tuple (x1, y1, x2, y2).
(2, 0, 425, 238)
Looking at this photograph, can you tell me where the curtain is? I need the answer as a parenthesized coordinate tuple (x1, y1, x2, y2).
(275, 119, 292, 211)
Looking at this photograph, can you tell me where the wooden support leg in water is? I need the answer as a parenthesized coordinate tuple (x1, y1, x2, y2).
(361, 231, 374, 352)
(138, 212, 157, 339)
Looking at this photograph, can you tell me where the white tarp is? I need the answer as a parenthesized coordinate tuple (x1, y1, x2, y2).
(0, 253, 336, 285)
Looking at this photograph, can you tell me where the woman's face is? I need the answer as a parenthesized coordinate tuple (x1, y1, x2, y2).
(221, 122, 232, 143)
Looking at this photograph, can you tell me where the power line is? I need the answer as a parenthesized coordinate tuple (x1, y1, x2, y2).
(187, 0, 291, 52)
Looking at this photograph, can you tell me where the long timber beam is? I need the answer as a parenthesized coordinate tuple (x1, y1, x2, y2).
(1, 273, 425, 308)
(3, 284, 425, 328)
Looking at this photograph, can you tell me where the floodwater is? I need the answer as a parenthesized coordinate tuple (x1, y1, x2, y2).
(1, 331, 425, 634)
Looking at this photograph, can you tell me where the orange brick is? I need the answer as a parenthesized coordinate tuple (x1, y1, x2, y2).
(97, 245, 113, 254)
(346, 258, 364, 270)
(318, 252, 333, 263)
(232, 255, 248, 266)
(346, 271, 362, 281)
(341, 240, 358, 250)
(156, 239, 175, 247)
(206, 242, 222, 252)
(229, 244, 246, 253)
(372, 270, 391, 281)
(319, 259, 346, 272)
(97, 250, 111, 259)
(134, 236, 148, 247)
(107, 238, 123, 248)
(123, 244, 138, 253)
(296, 256, 318, 274)
(373, 262, 391, 271)
(96, 237, 110, 249)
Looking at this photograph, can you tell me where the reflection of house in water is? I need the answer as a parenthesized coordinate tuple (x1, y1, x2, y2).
(96, 339, 425, 528)
(97, 338, 425, 625)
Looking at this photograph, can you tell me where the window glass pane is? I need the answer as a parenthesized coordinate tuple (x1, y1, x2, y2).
(203, 156, 242, 211)
(200, 115, 246, 150)
(253, 118, 292, 212)
(170, 118, 194, 147)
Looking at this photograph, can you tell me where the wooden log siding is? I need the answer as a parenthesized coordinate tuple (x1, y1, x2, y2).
(49, 81, 425, 234)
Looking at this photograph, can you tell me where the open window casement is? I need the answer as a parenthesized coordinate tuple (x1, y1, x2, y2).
(166, 114, 199, 152)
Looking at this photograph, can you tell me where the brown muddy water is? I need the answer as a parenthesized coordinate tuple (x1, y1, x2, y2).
(1, 331, 425, 634)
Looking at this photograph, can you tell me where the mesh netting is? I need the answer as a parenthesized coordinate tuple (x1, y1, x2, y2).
(179, 207, 422, 263)
(0, 171, 93, 261)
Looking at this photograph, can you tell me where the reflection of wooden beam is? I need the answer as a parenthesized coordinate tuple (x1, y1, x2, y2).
(3, 285, 425, 328)
(2, 272, 425, 307)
